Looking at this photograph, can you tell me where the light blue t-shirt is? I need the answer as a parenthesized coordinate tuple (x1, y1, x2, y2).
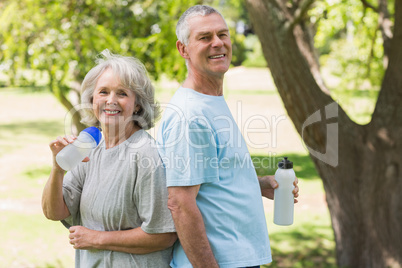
(157, 87, 272, 268)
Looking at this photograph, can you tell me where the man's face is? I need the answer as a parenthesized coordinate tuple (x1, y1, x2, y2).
(185, 13, 232, 78)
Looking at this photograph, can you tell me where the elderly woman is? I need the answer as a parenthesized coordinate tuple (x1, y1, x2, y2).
(42, 50, 176, 267)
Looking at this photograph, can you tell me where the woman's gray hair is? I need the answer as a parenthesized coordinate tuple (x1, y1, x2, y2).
(176, 5, 224, 45)
(80, 49, 160, 130)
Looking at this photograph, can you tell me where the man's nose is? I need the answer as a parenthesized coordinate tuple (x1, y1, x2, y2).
(211, 34, 224, 48)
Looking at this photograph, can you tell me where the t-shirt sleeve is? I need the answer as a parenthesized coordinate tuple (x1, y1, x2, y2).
(61, 164, 86, 228)
(134, 156, 176, 234)
(162, 119, 219, 187)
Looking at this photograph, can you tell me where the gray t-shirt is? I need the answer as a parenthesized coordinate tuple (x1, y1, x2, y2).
(62, 129, 175, 268)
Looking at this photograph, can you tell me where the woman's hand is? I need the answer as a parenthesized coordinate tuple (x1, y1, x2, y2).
(49, 135, 89, 170)
(49, 135, 77, 170)
(49, 135, 77, 156)
(69, 226, 99, 250)
(42, 136, 77, 220)
(259, 175, 299, 203)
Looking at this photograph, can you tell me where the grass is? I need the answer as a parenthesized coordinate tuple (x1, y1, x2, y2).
(0, 211, 74, 268)
(0, 120, 65, 157)
(0, 84, 337, 267)
(253, 153, 320, 180)
(0, 88, 75, 267)
(265, 222, 336, 267)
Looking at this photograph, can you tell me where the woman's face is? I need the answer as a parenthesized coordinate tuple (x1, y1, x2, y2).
(92, 68, 138, 131)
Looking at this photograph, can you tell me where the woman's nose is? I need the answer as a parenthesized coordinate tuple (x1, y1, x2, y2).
(106, 92, 117, 105)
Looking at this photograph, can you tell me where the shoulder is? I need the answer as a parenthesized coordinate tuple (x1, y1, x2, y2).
(128, 131, 166, 179)
(162, 88, 211, 124)
(127, 130, 161, 160)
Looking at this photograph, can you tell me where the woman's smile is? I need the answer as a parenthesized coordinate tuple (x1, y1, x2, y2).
(104, 109, 121, 115)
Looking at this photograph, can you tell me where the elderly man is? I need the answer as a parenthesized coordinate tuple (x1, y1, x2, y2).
(157, 5, 299, 268)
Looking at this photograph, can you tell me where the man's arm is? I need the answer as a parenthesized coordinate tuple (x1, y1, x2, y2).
(167, 185, 219, 268)
(68, 225, 177, 254)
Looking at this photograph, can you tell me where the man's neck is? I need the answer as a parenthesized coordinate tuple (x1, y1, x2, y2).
(182, 72, 224, 96)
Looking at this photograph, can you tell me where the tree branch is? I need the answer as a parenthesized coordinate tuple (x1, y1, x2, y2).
(366, 23, 380, 78)
(287, 0, 316, 30)
(360, 0, 379, 12)
(378, 0, 393, 64)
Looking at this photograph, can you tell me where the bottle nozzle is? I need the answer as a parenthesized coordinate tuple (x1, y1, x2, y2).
(278, 156, 293, 169)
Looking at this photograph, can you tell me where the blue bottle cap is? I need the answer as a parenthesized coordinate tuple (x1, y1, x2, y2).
(82, 126, 102, 145)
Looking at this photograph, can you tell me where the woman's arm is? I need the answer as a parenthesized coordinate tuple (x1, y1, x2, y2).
(41, 136, 74, 220)
(68, 225, 177, 254)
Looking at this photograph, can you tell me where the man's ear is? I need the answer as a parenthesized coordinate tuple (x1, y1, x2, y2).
(176, 40, 189, 59)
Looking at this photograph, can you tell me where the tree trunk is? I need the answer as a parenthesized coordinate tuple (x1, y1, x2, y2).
(245, 0, 402, 267)
(48, 69, 86, 134)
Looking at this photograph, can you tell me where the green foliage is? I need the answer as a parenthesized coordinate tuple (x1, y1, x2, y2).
(310, 0, 386, 90)
(242, 35, 268, 68)
(0, 0, 265, 90)
(0, 0, 203, 130)
(0, 0, 201, 85)
(230, 33, 247, 66)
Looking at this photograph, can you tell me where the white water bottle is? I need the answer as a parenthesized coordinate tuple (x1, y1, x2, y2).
(274, 157, 295, 226)
(56, 127, 102, 171)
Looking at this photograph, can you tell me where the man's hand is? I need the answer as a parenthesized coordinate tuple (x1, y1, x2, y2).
(69, 226, 99, 250)
(259, 175, 299, 203)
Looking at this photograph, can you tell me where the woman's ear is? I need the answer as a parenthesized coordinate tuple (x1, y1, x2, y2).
(134, 105, 141, 114)
(176, 40, 189, 59)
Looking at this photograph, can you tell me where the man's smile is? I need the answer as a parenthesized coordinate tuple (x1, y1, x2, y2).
(209, 54, 225, 59)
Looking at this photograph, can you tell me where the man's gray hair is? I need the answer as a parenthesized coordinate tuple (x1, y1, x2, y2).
(176, 5, 225, 45)
(80, 49, 160, 130)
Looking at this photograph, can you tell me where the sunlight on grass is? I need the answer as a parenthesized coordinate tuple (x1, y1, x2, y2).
(23, 165, 52, 180)
(0, 212, 74, 268)
(1, 165, 50, 199)
(264, 205, 336, 268)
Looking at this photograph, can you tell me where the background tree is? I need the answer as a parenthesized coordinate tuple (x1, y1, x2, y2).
(245, 0, 401, 267)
